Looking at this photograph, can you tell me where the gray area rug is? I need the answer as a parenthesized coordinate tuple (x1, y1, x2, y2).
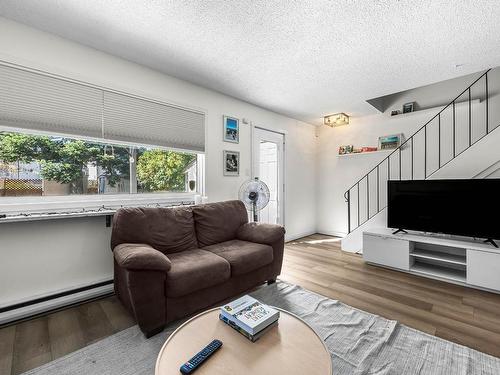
(24, 281, 500, 374)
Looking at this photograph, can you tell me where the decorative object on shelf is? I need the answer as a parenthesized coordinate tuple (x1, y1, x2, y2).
(223, 150, 240, 176)
(324, 112, 349, 127)
(223, 115, 239, 143)
(402, 102, 414, 113)
(391, 110, 400, 116)
(338, 145, 354, 155)
(378, 133, 403, 150)
(361, 147, 378, 153)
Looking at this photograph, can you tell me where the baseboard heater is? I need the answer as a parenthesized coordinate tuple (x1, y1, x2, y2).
(0, 279, 114, 326)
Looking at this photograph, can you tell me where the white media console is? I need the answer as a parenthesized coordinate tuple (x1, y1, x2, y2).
(363, 228, 500, 293)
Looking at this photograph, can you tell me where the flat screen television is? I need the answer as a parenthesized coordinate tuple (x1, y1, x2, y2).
(387, 179, 500, 241)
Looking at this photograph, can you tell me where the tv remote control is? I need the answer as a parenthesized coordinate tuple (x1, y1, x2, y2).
(180, 339, 223, 374)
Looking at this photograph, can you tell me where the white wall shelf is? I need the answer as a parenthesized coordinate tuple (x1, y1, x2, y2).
(388, 106, 439, 119)
(388, 99, 480, 119)
(337, 149, 393, 158)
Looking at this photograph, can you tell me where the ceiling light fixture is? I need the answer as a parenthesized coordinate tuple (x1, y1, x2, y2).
(324, 113, 349, 127)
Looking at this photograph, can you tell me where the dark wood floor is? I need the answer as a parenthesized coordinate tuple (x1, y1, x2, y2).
(0, 296, 135, 375)
(1, 234, 500, 374)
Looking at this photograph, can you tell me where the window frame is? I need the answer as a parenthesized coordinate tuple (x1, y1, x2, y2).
(0, 126, 205, 214)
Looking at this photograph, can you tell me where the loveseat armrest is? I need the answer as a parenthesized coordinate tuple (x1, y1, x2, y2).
(113, 243, 171, 272)
(237, 222, 285, 245)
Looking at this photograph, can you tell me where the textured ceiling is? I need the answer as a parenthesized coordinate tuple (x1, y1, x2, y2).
(1, 1, 500, 125)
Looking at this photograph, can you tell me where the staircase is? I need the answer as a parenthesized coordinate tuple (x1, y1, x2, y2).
(342, 68, 500, 251)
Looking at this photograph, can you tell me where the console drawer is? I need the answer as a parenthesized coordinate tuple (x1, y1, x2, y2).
(363, 233, 411, 270)
(467, 249, 500, 290)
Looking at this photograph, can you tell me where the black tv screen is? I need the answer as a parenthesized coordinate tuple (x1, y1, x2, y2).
(387, 179, 500, 240)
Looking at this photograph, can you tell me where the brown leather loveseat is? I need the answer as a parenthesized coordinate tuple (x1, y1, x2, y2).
(111, 200, 285, 337)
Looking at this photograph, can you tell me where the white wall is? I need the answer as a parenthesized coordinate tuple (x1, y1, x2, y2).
(0, 18, 317, 306)
(367, 71, 482, 112)
(340, 126, 500, 252)
(0, 218, 113, 305)
(317, 108, 438, 237)
(318, 68, 500, 247)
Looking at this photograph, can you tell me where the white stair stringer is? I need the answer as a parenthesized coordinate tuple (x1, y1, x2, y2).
(474, 160, 500, 178)
(341, 124, 500, 253)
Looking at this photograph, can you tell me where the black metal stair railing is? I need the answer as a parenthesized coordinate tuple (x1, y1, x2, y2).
(344, 68, 498, 234)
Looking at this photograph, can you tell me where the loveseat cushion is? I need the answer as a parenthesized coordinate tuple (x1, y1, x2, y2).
(192, 200, 248, 247)
(237, 222, 286, 245)
(111, 206, 198, 254)
(165, 249, 231, 297)
(203, 240, 274, 276)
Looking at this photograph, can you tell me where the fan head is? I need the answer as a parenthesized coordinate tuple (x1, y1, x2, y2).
(238, 178, 270, 211)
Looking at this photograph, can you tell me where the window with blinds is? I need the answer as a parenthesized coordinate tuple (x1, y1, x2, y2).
(0, 63, 203, 200)
(0, 63, 205, 152)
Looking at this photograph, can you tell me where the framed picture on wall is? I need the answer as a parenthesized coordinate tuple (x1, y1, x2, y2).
(223, 150, 240, 176)
(378, 133, 403, 150)
(402, 102, 414, 113)
(223, 115, 239, 143)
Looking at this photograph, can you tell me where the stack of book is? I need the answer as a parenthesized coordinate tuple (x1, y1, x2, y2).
(219, 295, 280, 342)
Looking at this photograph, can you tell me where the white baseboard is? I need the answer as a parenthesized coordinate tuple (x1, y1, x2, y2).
(342, 247, 362, 254)
(285, 230, 317, 242)
(316, 229, 347, 238)
(0, 276, 113, 309)
(286, 229, 348, 242)
(0, 284, 113, 326)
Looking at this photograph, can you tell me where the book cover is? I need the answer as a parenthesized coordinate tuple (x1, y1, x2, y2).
(220, 295, 280, 335)
(219, 314, 278, 342)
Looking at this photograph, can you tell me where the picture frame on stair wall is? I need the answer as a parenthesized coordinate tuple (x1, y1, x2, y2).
(378, 133, 403, 150)
(402, 102, 414, 113)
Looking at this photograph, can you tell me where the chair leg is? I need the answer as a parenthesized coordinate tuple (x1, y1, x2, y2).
(267, 278, 276, 285)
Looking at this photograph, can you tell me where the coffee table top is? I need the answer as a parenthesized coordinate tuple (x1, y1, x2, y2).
(155, 307, 332, 375)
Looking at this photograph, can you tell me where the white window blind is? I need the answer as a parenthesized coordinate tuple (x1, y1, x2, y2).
(0, 63, 205, 152)
(0, 65, 103, 138)
(103, 92, 205, 152)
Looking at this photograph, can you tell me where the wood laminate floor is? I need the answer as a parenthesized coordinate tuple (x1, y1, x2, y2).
(1, 234, 500, 374)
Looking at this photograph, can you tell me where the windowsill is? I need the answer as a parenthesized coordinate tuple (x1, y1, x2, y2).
(0, 192, 200, 220)
(0, 209, 117, 223)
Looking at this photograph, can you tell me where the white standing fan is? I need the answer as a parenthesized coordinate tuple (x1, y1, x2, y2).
(239, 177, 270, 222)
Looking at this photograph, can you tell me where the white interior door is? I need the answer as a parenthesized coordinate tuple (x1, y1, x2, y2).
(252, 127, 284, 225)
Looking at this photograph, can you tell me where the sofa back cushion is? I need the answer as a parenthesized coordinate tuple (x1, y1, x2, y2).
(192, 200, 248, 247)
(111, 206, 198, 254)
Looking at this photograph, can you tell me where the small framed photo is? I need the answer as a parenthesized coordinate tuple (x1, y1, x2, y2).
(378, 133, 403, 150)
(223, 115, 239, 143)
(223, 150, 240, 176)
(402, 102, 414, 114)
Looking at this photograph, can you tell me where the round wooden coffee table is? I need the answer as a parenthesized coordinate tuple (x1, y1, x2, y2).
(155, 307, 332, 375)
